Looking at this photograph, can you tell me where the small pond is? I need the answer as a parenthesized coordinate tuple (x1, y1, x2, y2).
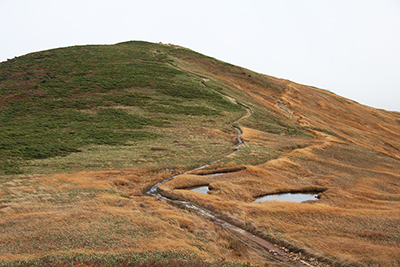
(189, 186, 210, 194)
(206, 173, 224, 177)
(255, 193, 319, 203)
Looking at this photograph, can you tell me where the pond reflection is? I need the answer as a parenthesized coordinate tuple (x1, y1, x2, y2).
(189, 186, 210, 194)
(255, 193, 318, 203)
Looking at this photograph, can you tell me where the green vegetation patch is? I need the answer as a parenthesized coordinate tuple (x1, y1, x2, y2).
(0, 160, 22, 175)
(0, 41, 246, 175)
(148, 102, 220, 116)
(0, 107, 161, 161)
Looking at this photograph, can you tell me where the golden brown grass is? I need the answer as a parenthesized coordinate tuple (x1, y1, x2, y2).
(143, 54, 400, 265)
(2, 43, 400, 266)
(0, 168, 278, 266)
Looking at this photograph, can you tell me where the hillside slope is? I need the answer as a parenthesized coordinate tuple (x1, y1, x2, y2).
(1, 41, 399, 266)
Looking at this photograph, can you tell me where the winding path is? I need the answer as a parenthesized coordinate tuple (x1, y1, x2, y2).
(145, 95, 322, 266)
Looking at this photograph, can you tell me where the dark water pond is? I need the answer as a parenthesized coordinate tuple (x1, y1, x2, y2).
(255, 193, 318, 203)
(189, 186, 210, 194)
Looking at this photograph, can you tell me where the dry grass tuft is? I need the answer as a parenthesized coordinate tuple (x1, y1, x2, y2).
(113, 178, 131, 186)
(358, 230, 388, 239)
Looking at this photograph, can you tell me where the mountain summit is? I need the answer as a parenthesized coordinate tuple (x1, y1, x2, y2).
(1, 41, 399, 266)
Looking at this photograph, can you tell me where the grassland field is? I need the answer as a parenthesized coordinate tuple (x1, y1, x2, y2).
(1, 41, 400, 266)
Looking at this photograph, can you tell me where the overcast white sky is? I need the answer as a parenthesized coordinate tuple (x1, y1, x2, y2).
(1, 0, 399, 111)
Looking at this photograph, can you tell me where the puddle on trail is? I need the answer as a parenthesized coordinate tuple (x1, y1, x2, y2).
(206, 173, 224, 177)
(255, 193, 318, 203)
(189, 186, 210, 194)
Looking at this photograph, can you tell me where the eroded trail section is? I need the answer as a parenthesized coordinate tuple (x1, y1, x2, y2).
(145, 99, 319, 266)
(179, 201, 313, 267)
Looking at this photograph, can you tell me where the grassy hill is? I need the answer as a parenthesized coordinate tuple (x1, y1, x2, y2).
(1, 41, 399, 266)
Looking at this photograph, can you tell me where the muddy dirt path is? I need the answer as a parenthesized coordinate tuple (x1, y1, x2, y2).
(145, 98, 324, 266)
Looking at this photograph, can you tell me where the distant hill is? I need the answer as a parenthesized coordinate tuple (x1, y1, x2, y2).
(1, 41, 399, 266)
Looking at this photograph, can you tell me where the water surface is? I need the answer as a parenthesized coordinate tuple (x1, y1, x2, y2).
(206, 173, 224, 177)
(189, 186, 210, 194)
(255, 193, 318, 203)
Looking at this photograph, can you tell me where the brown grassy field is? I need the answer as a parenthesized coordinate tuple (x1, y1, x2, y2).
(150, 50, 400, 266)
(0, 168, 277, 266)
(1, 42, 400, 266)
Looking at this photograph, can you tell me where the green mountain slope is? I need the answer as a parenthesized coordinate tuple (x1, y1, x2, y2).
(0, 41, 249, 174)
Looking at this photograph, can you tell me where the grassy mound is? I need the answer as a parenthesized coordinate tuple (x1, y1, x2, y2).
(0, 41, 244, 175)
